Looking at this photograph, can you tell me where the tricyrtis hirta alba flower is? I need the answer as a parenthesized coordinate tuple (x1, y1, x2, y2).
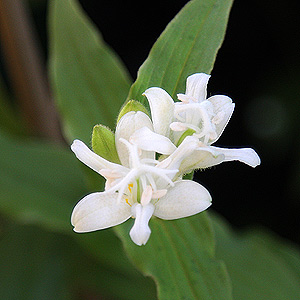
(143, 73, 261, 168)
(71, 111, 212, 246)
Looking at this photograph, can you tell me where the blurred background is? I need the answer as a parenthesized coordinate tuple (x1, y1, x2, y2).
(0, 0, 299, 259)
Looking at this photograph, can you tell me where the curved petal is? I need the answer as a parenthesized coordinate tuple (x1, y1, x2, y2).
(208, 95, 235, 143)
(115, 111, 154, 167)
(157, 136, 199, 171)
(130, 203, 155, 246)
(143, 87, 174, 137)
(130, 126, 176, 155)
(71, 139, 122, 173)
(71, 192, 132, 232)
(184, 73, 210, 102)
(154, 180, 211, 220)
(210, 146, 261, 167)
(179, 146, 225, 174)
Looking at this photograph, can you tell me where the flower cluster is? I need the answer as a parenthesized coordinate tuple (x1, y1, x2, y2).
(71, 73, 261, 246)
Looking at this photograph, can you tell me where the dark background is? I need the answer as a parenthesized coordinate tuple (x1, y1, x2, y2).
(18, 0, 300, 245)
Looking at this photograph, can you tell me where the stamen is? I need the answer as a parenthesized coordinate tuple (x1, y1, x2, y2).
(193, 104, 218, 144)
(139, 174, 146, 190)
(119, 138, 140, 168)
(142, 165, 177, 186)
(145, 173, 157, 191)
(104, 169, 138, 204)
(141, 185, 152, 206)
(152, 189, 167, 199)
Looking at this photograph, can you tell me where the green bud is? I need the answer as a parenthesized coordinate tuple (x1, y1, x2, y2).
(117, 100, 149, 123)
(92, 125, 120, 164)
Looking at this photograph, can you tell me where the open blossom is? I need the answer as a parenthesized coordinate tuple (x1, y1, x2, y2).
(143, 73, 261, 168)
(71, 73, 261, 246)
(71, 111, 212, 246)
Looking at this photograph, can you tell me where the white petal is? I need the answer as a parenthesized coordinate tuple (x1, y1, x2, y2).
(130, 203, 155, 246)
(154, 180, 211, 220)
(179, 146, 225, 173)
(71, 139, 121, 173)
(130, 126, 176, 155)
(115, 111, 154, 167)
(207, 95, 235, 143)
(71, 192, 132, 232)
(185, 73, 210, 102)
(157, 135, 199, 171)
(143, 87, 174, 137)
(210, 146, 261, 167)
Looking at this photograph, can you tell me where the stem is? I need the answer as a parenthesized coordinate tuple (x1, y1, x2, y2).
(0, 0, 64, 143)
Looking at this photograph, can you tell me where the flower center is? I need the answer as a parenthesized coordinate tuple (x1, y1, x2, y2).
(171, 100, 225, 144)
(105, 138, 177, 205)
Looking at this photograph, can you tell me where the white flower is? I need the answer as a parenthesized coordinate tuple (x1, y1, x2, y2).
(143, 73, 261, 168)
(71, 111, 212, 246)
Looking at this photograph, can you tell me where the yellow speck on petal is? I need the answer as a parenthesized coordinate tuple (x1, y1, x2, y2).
(128, 183, 133, 192)
(125, 198, 131, 206)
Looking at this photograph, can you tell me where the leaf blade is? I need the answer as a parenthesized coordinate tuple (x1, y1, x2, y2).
(0, 131, 87, 232)
(48, 0, 132, 143)
(128, 0, 233, 104)
(212, 213, 300, 300)
(115, 213, 232, 300)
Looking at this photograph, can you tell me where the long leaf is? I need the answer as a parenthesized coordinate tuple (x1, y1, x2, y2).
(0, 131, 87, 232)
(128, 0, 234, 104)
(72, 230, 157, 300)
(115, 213, 232, 300)
(48, 0, 132, 144)
(0, 221, 156, 300)
(212, 213, 300, 299)
(0, 223, 72, 300)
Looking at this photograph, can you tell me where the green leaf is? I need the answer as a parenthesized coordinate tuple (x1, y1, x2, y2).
(0, 221, 156, 300)
(0, 223, 72, 300)
(0, 130, 88, 232)
(48, 0, 132, 144)
(92, 124, 120, 163)
(128, 0, 233, 105)
(72, 230, 157, 300)
(212, 213, 300, 300)
(115, 213, 232, 300)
